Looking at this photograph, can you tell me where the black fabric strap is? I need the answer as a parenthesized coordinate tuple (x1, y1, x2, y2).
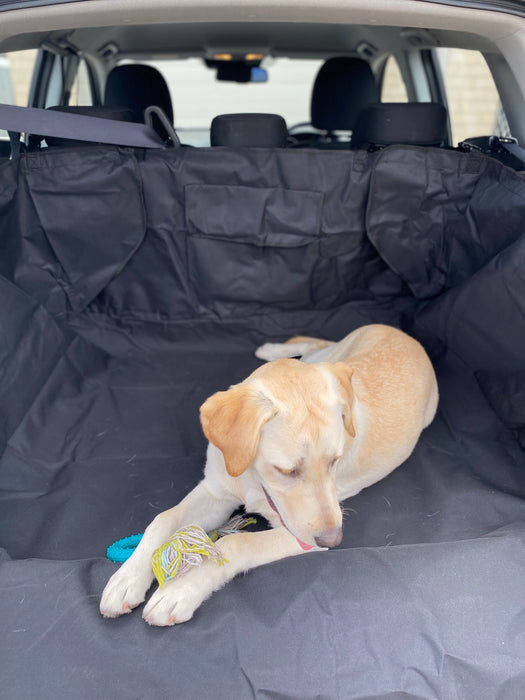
(8, 129, 20, 157)
(459, 135, 525, 168)
(492, 136, 525, 164)
(0, 102, 166, 153)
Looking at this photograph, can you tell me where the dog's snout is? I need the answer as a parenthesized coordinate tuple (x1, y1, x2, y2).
(314, 528, 343, 549)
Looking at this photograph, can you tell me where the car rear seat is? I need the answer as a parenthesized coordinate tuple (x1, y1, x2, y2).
(28, 105, 136, 149)
(291, 56, 379, 148)
(104, 64, 174, 142)
(210, 113, 288, 147)
(350, 102, 448, 149)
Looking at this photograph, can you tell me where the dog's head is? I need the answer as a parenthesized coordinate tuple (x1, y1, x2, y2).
(200, 359, 356, 549)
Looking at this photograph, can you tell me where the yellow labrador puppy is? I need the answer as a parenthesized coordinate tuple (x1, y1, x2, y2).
(100, 324, 438, 625)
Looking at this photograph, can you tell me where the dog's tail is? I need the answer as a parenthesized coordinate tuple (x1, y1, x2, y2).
(285, 336, 334, 350)
(255, 336, 335, 361)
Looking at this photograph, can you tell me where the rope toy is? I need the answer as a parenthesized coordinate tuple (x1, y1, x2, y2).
(151, 525, 226, 586)
(107, 515, 256, 586)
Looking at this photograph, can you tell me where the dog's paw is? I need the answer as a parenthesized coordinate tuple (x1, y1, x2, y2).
(100, 563, 153, 618)
(142, 569, 214, 626)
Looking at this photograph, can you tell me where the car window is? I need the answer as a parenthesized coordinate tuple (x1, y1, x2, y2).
(380, 56, 408, 102)
(435, 47, 510, 145)
(69, 59, 94, 106)
(0, 50, 36, 141)
(123, 57, 323, 146)
(2, 50, 36, 106)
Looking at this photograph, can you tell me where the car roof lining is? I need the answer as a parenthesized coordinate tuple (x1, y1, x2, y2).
(48, 23, 502, 59)
(0, 0, 522, 55)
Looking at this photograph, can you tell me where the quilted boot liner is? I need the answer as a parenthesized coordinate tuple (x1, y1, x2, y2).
(0, 144, 524, 700)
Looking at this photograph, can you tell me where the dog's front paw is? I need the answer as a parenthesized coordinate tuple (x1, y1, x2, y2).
(142, 569, 214, 626)
(100, 563, 153, 618)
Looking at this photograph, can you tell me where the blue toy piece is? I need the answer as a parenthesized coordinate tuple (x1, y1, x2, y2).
(106, 533, 143, 563)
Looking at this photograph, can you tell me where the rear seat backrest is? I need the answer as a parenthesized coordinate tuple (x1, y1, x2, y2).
(104, 64, 174, 140)
(210, 113, 288, 147)
(292, 57, 379, 148)
(350, 103, 447, 149)
(311, 57, 379, 134)
(30, 105, 135, 148)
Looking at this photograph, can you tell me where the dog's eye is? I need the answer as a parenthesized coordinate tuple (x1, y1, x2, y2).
(328, 456, 341, 470)
(275, 466, 300, 478)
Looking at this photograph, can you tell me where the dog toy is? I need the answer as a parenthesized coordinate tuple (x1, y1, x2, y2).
(106, 533, 143, 563)
(107, 515, 257, 586)
(151, 525, 226, 586)
(209, 514, 257, 542)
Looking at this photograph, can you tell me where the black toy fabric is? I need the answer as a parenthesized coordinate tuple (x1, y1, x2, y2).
(1, 143, 524, 700)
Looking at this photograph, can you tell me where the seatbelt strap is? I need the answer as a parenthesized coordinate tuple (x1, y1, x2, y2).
(490, 136, 525, 165)
(8, 129, 20, 158)
(459, 135, 525, 168)
(0, 102, 167, 153)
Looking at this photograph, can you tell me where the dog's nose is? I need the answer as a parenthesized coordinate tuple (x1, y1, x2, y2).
(314, 528, 343, 548)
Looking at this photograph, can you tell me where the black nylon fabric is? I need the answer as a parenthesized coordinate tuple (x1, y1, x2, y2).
(1, 143, 524, 700)
(0, 147, 146, 315)
(92, 148, 406, 320)
(2, 524, 525, 700)
(367, 146, 525, 298)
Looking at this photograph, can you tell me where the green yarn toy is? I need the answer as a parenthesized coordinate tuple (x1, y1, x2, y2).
(151, 524, 226, 586)
(107, 515, 256, 588)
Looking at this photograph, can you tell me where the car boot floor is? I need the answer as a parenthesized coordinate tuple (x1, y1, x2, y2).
(0, 308, 522, 562)
(1, 304, 524, 700)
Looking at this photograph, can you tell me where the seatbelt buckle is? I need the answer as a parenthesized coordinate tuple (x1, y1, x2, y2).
(457, 139, 483, 153)
(489, 135, 518, 152)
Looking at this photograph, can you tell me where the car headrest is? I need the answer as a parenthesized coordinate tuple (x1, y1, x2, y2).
(351, 102, 448, 148)
(311, 57, 379, 132)
(39, 105, 135, 147)
(104, 64, 174, 124)
(210, 113, 288, 147)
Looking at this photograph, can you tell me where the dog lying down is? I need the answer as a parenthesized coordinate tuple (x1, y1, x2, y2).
(100, 324, 438, 626)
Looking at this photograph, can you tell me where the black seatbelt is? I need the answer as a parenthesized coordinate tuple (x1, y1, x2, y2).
(0, 102, 167, 155)
(459, 135, 525, 170)
(490, 136, 525, 165)
(8, 129, 20, 158)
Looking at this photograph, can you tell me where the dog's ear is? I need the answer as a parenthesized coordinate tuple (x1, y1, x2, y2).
(200, 384, 277, 477)
(330, 362, 356, 438)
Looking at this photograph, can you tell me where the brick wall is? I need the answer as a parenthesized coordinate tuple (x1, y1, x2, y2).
(437, 48, 504, 144)
(8, 50, 37, 106)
